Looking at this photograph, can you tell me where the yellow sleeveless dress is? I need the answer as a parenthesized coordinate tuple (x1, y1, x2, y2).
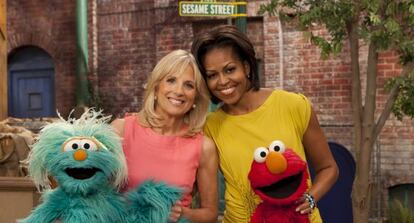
(204, 90, 323, 223)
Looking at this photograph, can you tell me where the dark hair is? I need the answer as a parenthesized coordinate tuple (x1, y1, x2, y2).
(191, 25, 260, 104)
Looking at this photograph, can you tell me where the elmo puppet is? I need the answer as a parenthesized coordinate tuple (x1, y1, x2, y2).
(248, 140, 310, 223)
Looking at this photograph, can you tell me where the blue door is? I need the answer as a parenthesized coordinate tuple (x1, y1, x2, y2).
(309, 142, 356, 223)
(8, 46, 55, 118)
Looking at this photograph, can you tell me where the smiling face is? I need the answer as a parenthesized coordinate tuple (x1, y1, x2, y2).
(248, 140, 309, 205)
(202, 47, 250, 106)
(155, 65, 197, 119)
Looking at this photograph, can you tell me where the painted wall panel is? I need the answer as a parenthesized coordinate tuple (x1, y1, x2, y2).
(0, 0, 7, 121)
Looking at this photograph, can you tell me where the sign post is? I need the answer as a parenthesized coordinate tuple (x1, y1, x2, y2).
(235, 0, 246, 33)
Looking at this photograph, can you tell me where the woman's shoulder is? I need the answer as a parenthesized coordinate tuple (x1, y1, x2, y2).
(205, 109, 226, 128)
(202, 135, 215, 149)
(199, 135, 218, 164)
(271, 89, 309, 105)
(111, 118, 126, 137)
(273, 90, 312, 127)
(111, 113, 142, 137)
(270, 88, 298, 97)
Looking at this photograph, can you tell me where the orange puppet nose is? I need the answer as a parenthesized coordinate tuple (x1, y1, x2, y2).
(266, 152, 287, 174)
(73, 150, 88, 161)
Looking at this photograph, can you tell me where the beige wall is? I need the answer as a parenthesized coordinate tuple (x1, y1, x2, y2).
(0, 0, 7, 121)
(0, 177, 40, 223)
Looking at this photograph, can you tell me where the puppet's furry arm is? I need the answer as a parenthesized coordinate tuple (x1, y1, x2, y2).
(125, 180, 185, 223)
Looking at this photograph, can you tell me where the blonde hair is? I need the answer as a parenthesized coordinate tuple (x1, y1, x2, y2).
(141, 49, 210, 136)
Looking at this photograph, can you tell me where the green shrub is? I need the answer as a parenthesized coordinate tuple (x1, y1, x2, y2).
(388, 199, 414, 223)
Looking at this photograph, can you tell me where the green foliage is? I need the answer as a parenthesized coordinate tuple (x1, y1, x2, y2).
(260, 0, 414, 120)
(385, 72, 414, 120)
(387, 199, 414, 223)
(259, 0, 414, 63)
(400, 40, 414, 64)
(259, 0, 351, 57)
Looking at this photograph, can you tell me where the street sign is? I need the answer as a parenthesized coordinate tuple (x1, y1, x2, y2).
(179, 1, 247, 17)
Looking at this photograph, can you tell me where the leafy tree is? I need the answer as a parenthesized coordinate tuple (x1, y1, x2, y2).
(259, 1, 414, 223)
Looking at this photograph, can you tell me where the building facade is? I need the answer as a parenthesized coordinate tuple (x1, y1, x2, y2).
(4, 0, 414, 219)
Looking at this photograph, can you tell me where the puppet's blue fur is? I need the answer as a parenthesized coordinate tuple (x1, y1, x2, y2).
(20, 184, 128, 223)
(127, 180, 184, 222)
(19, 109, 184, 223)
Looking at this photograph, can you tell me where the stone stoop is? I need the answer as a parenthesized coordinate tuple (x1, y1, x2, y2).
(0, 177, 39, 223)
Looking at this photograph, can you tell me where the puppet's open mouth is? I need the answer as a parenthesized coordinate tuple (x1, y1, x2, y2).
(65, 167, 101, 180)
(257, 172, 304, 198)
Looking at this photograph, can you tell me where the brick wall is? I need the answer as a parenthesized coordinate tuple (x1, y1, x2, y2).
(103, 1, 412, 214)
(7, 0, 77, 117)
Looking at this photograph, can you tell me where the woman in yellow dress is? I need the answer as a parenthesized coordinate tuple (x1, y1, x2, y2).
(191, 25, 339, 223)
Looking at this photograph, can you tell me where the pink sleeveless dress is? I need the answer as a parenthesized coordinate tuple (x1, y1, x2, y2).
(122, 115, 203, 207)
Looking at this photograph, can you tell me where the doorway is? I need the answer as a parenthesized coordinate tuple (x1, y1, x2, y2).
(8, 46, 55, 118)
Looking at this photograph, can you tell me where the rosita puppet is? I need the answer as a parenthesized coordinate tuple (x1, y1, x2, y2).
(19, 109, 182, 223)
(248, 140, 312, 223)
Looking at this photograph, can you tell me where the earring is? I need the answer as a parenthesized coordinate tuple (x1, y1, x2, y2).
(247, 74, 250, 79)
(192, 104, 196, 109)
(154, 95, 157, 101)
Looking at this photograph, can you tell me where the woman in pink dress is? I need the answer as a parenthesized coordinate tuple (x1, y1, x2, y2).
(112, 49, 218, 222)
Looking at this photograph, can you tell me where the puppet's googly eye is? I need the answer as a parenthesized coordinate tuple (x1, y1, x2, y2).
(63, 139, 82, 152)
(269, 140, 286, 153)
(253, 147, 269, 163)
(80, 139, 98, 151)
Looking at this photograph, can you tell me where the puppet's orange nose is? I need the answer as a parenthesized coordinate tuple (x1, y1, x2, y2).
(73, 150, 88, 161)
(266, 151, 287, 174)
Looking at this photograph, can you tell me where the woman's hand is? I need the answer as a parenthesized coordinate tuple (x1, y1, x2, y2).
(295, 193, 316, 214)
(169, 200, 183, 222)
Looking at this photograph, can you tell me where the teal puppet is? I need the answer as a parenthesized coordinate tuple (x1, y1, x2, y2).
(19, 109, 183, 223)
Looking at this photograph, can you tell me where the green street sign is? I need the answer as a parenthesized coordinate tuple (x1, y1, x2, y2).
(179, 1, 247, 17)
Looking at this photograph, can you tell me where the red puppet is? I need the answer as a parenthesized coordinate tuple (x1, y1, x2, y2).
(248, 140, 311, 223)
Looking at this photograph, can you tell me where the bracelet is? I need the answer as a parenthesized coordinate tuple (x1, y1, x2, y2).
(304, 192, 316, 209)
